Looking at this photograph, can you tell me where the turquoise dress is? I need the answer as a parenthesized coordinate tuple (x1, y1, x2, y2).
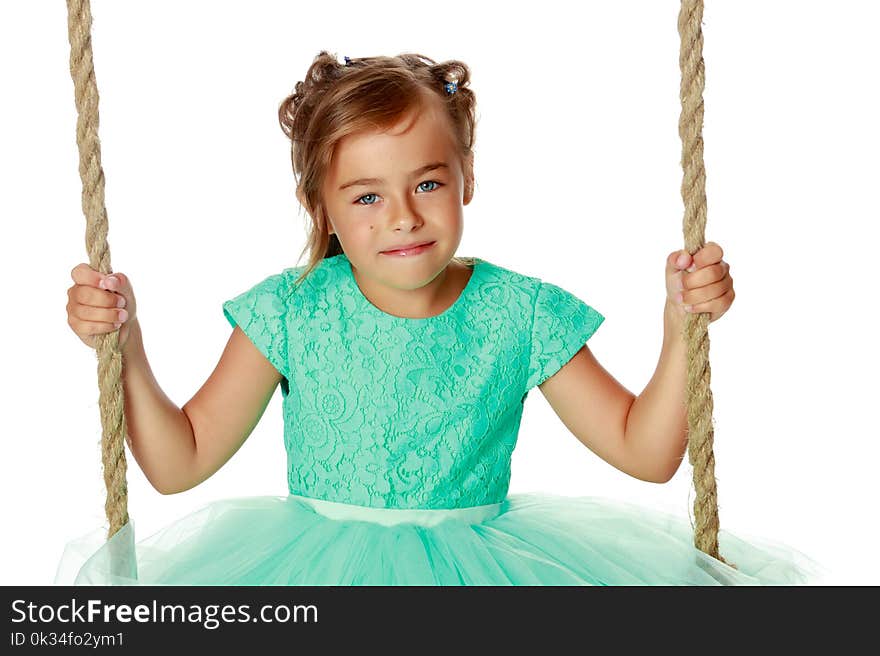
(55, 253, 828, 585)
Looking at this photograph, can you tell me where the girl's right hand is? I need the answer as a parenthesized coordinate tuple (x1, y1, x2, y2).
(67, 263, 138, 350)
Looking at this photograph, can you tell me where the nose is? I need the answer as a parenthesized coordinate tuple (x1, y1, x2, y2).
(385, 192, 424, 232)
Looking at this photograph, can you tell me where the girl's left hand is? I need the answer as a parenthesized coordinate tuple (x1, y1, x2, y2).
(666, 241, 735, 324)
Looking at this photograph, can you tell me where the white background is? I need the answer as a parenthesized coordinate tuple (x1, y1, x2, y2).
(1, 0, 877, 586)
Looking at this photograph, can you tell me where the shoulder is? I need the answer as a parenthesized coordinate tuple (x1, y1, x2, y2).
(457, 257, 539, 322)
(472, 258, 575, 312)
(260, 255, 344, 303)
(223, 257, 340, 316)
(482, 260, 604, 334)
(501, 262, 590, 308)
(470, 256, 540, 292)
(290, 253, 348, 289)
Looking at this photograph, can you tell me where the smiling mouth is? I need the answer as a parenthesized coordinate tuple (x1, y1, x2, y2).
(380, 241, 436, 255)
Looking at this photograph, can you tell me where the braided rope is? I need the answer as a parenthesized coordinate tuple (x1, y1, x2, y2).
(678, 0, 732, 566)
(65, 0, 130, 544)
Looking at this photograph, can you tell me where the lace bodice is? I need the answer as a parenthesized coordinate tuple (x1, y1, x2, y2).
(222, 253, 604, 509)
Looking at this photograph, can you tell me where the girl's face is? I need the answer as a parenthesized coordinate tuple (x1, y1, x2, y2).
(318, 97, 474, 302)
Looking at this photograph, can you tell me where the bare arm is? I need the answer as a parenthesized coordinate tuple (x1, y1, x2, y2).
(621, 300, 689, 483)
(121, 318, 283, 494)
(538, 300, 688, 484)
(120, 318, 197, 494)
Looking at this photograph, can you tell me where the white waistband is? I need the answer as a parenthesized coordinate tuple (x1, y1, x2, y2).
(289, 493, 503, 527)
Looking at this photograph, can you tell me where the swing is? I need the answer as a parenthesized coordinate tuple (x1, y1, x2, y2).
(60, 0, 797, 582)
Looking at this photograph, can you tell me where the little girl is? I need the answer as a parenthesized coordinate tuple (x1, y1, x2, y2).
(57, 51, 826, 585)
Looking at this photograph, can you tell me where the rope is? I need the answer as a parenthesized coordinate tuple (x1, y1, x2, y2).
(677, 0, 732, 566)
(65, 0, 130, 543)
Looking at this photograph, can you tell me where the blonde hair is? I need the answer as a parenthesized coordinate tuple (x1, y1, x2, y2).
(278, 51, 478, 286)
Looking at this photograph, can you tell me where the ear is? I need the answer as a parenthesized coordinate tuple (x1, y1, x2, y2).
(297, 187, 335, 235)
(324, 210, 336, 237)
(462, 152, 475, 206)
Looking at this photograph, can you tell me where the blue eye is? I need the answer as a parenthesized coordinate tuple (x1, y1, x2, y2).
(355, 180, 443, 206)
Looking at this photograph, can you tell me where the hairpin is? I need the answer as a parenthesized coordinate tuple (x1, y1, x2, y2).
(344, 55, 351, 66)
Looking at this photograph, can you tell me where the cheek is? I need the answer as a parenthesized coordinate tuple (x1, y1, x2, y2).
(350, 224, 376, 243)
(446, 209, 464, 229)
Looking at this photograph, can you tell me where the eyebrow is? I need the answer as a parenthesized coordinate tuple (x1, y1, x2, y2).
(338, 162, 449, 191)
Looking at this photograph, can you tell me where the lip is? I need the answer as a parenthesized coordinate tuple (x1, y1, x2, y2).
(380, 241, 436, 256)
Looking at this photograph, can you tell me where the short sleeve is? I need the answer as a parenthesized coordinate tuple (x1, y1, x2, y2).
(222, 273, 291, 381)
(525, 281, 605, 390)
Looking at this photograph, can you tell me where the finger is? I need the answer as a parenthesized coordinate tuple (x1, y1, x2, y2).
(682, 261, 729, 290)
(69, 315, 122, 338)
(670, 249, 693, 271)
(687, 287, 734, 318)
(681, 277, 731, 309)
(71, 301, 127, 326)
(687, 243, 723, 273)
(100, 271, 130, 293)
(685, 285, 734, 315)
(698, 242, 724, 266)
(69, 263, 128, 309)
(71, 262, 110, 289)
(70, 282, 126, 309)
(75, 264, 126, 295)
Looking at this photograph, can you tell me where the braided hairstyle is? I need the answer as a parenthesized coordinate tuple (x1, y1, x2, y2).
(277, 51, 477, 286)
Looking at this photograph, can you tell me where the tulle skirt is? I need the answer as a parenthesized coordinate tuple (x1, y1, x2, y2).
(54, 492, 830, 586)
